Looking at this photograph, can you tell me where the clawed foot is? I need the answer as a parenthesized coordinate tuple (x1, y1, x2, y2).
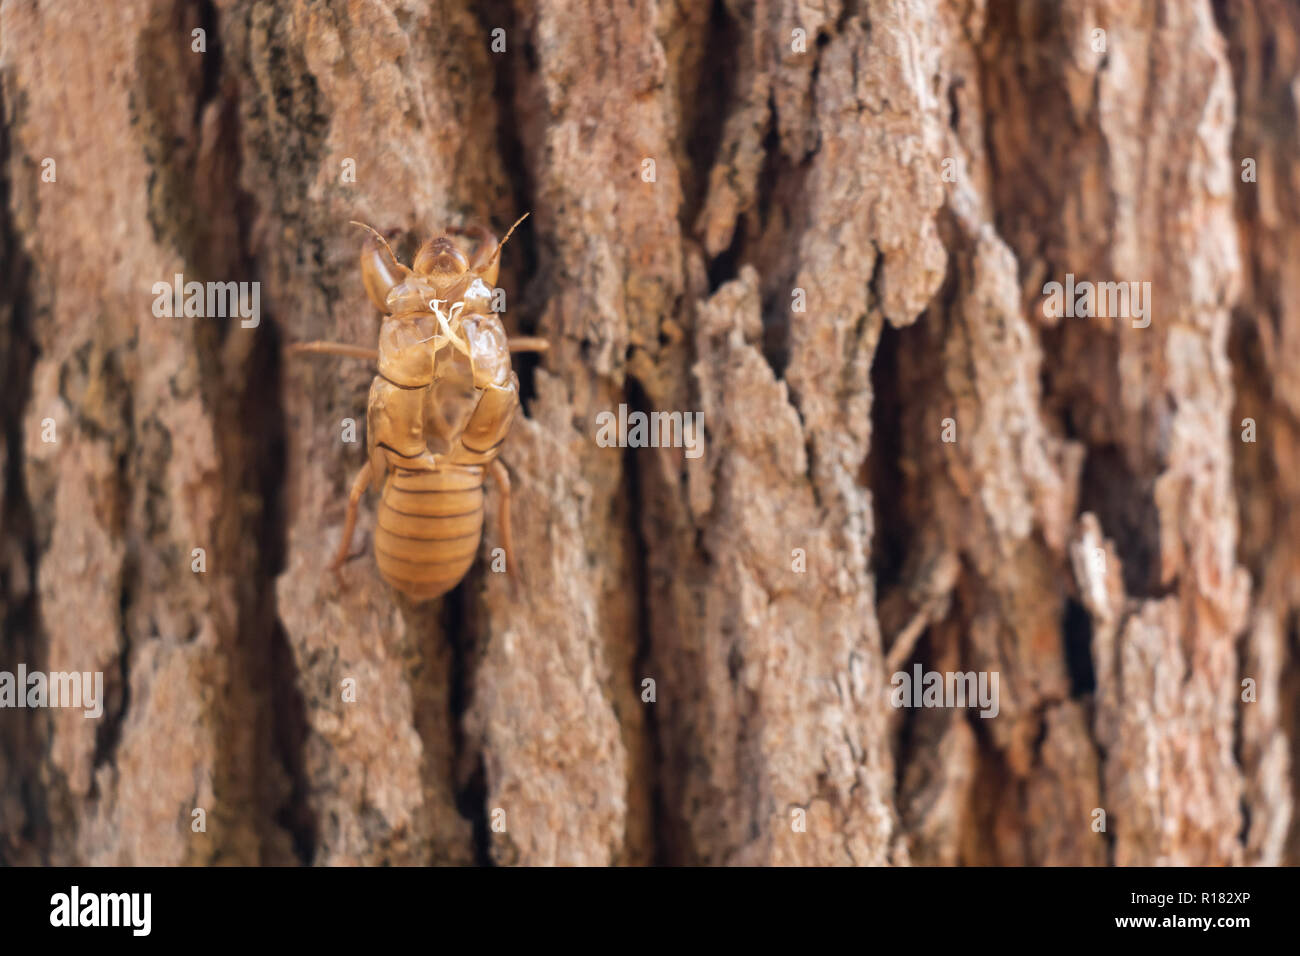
(327, 536, 369, 589)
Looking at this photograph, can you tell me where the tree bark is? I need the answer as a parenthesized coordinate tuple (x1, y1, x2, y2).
(0, 0, 1295, 865)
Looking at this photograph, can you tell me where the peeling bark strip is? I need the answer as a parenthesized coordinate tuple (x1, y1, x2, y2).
(0, 0, 1294, 865)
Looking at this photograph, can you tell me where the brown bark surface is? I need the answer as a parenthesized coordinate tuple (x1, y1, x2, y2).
(0, 0, 1295, 865)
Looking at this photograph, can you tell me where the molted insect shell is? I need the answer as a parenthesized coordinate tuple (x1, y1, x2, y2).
(306, 215, 533, 602)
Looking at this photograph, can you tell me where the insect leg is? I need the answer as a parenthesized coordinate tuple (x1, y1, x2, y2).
(488, 459, 516, 580)
(329, 460, 374, 581)
(284, 341, 379, 362)
(456, 213, 529, 289)
(354, 223, 412, 311)
(507, 337, 549, 353)
(447, 223, 497, 272)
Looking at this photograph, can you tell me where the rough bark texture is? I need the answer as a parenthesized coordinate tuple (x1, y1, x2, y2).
(0, 0, 1296, 865)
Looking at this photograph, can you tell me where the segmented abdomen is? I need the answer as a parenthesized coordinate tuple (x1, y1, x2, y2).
(374, 465, 484, 601)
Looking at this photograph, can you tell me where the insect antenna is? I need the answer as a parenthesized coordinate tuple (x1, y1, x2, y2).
(349, 220, 402, 266)
(485, 212, 530, 269)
